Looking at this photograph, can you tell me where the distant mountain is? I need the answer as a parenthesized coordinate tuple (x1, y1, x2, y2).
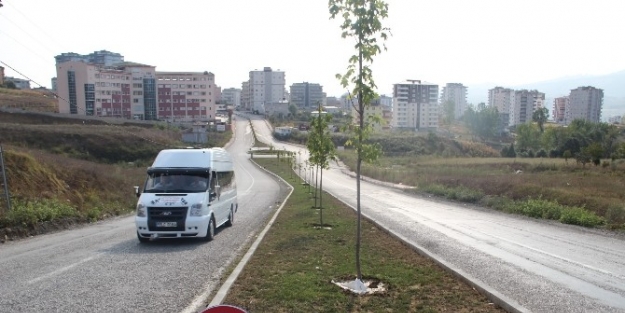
(466, 70, 625, 121)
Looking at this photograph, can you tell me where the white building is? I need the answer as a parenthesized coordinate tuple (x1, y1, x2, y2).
(565, 86, 603, 124)
(488, 86, 515, 116)
(510, 90, 545, 126)
(249, 67, 286, 115)
(392, 80, 439, 130)
(440, 83, 468, 119)
(240, 81, 250, 111)
(221, 88, 241, 108)
(4, 77, 31, 89)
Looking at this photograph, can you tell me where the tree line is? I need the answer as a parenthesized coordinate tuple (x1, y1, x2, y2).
(461, 102, 625, 164)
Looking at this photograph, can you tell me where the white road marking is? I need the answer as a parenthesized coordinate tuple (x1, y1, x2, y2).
(27, 254, 101, 285)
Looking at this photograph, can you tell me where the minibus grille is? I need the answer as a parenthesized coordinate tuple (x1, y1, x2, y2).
(147, 207, 187, 231)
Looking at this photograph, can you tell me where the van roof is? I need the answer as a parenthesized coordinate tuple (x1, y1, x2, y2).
(151, 148, 232, 168)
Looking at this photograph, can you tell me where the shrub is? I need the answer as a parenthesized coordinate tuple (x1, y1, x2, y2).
(559, 207, 605, 227)
(421, 184, 483, 203)
(4, 198, 79, 227)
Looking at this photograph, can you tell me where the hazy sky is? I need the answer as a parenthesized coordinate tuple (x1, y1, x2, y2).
(1, 0, 624, 101)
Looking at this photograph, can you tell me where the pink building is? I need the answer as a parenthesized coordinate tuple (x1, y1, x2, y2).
(553, 96, 568, 124)
(56, 62, 220, 121)
(156, 71, 219, 121)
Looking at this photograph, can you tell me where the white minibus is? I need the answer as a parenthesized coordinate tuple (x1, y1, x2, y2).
(135, 148, 237, 242)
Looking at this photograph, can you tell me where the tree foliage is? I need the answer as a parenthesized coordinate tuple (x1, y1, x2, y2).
(532, 107, 549, 133)
(516, 123, 541, 151)
(441, 100, 456, 129)
(329, 0, 389, 281)
(463, 103, 499, 141)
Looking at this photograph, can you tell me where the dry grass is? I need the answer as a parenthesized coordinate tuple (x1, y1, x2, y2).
(0, 110, 231, 240)
(338, 152, 625, 229)
(0, 88, 58, 112)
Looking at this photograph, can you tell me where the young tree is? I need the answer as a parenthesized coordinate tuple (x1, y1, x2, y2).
(532, 107, 549, 133)
(307, 103, 337, 226)
(441, 99, 456, 134)
(329, 0, 389, 282)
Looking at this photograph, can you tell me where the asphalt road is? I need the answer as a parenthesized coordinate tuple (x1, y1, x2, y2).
(245, 113, 625, 313)
(0, 117, 287, 313)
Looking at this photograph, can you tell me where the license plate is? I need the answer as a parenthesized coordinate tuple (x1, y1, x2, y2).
(156, 222, 177, 227)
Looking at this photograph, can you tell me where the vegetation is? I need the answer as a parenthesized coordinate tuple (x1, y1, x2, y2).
(221, 158, 505, 312)
(337, 152, 624, 229)
(0, 87, 58, 112)
(307, 104, 337, 226)
(330, 0, 389, 281)
(0, 111, 231, 241)
(463, 102, 500, 141)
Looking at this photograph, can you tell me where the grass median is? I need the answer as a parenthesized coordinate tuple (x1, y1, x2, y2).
(220, 157, 506, 312)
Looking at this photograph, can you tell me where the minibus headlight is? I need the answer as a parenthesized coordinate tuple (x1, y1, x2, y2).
(190, 203, 203, 216)
(136, 203, 146, 217)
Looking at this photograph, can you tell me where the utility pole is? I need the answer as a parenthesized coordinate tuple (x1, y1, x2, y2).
(0, 145, 12, 211)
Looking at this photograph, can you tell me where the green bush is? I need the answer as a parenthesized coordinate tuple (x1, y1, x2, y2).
(559, 207, 605, 227)
(421, 184, 483, 203)
(3, 198, 79, 227)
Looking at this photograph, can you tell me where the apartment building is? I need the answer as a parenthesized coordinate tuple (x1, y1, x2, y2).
(565, 86, 603, 124)
(510, 90, 545, 126)
(392, 80, 439, 130)
(488, 87, 545, 127)
(553, 96, 568, 124)
(289, 82, 324, 109)
(56, 61, 157, 119)
(240, 81, 250, 111)
(156, 71, 219, 121)
(4, 77, 31, 89)
(379, 94, 393, 108)
(440, 83, 468, 119)
(56, 61, 220, 121)
(221, 88, 241, 108)
(350, 97, 392, 131)
(248, 67, 286, 115)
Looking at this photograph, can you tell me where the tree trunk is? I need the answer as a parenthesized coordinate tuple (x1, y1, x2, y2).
(356, 33, 364, 281)
(319, 166, 323, 227)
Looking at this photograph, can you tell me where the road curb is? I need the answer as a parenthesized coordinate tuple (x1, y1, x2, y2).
(322, 185, 530, 313)
(206, 158, 294, 308)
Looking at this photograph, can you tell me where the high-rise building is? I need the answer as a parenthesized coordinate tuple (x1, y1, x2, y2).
(56, 61, 219, 121)
(553, 96, 568, 124)
(379, 94, 393, 108)
(488, 87, 544, 127)
(249, 67, 286, 114)
(240, 81, 250, 111)
(221, 88, 241, 108)
(511, 90, 545, 126)
(289, 82, 324, 108)
(440, 83, 468, 119)
(566, 86, 603, 124)
(55, 50, 124, 66)
(488, 86, 514, 115)
(392, 80, 439, 130)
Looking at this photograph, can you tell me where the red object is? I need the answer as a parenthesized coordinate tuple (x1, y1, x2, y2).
(201, 305, 247, 313)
